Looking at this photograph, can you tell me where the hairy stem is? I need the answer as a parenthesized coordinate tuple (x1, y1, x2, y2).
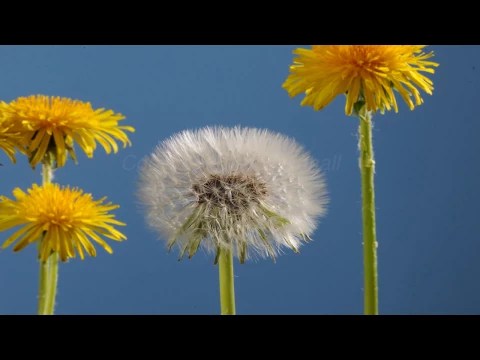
(37, 156, 59, 315)
(44, 251, 59, 314)
(37, 234, 48, 314)
(358, 105, 379, 315)
(218, 247, 236, 315)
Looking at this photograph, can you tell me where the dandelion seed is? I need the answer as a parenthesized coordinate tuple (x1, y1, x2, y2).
(137, 126, 328, 264)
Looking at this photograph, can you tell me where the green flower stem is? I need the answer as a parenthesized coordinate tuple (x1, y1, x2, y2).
(218, 247, 236, 315)
(44, 251, 59, 314)
(37, 234, 48, 314)
(37, 156, 59, 315)
(357, 105, 379, 315)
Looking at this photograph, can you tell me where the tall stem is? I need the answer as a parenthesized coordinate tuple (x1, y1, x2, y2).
(44, 251, 59, 314)
(218, 247, 236, 315)
(358, 105, 379, 315)
(37, 157, 59, 315)
(37, 234, 48, 314)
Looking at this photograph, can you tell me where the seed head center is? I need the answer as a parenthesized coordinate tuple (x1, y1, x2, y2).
(192, 174, 267, 211)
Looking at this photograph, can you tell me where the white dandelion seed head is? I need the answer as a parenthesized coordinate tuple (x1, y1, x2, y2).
(137, 126, 328, 264)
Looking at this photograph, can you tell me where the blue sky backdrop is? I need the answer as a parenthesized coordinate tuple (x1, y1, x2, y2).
(0, 45, 478, 314)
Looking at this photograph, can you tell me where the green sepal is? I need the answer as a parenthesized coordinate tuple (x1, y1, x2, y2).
(167, 205, 205, 252)
(214, 246, 221, 265)
(188, 237, 202, 259)
(257, 228, 276, 262)
(187, 227, 207, 259)
(178, 242, 189, 261)
(353, 100, 366, 117)
(284, 237, 299, 253)
(238, 241, 247, 264)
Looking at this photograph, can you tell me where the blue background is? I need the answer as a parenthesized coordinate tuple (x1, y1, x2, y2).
(0, 45, 478, 315)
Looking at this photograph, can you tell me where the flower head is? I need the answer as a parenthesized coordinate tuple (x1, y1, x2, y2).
(0, 183, 126, 262)
(137, 126, 328, 264)
(282, 45, 439, 115)
(0, 95, 135, 168)
(0, 121, 26, 164)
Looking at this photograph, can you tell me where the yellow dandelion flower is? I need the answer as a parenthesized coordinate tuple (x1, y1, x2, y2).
(0, 95, 135, 168)
(0, 183, 127, 262)
(282, 45, 439, 115)
(0, 121, 27, 164)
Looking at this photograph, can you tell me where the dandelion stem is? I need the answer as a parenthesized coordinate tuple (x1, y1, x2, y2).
(37, 234, 48, 314)
(218, 247, 236, 315)
(44, 250, 59, 314)
(37, 156, 59, 315)
(357, 105, 379, 315)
